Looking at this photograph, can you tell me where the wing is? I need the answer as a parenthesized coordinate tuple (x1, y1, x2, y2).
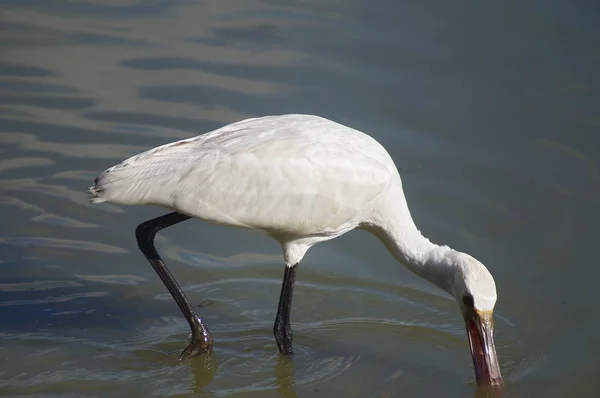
(91, 115, 396, 237)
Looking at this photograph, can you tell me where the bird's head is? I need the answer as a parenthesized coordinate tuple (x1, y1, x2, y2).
(445, 251, 503, 387)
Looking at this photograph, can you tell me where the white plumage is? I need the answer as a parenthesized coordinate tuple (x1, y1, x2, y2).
(90, 114, 504, 386)
(92, 115, 399, 265)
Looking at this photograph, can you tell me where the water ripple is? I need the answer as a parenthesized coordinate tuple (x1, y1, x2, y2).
(75, 274, 147, 285)
(0, 236, 127, 253)
(0, 280, 82, 292)
(0, 132, 145, 159)
(0, 291, 108, 307)
(0, 156, 53, 172)
(0, 196, 97, 228)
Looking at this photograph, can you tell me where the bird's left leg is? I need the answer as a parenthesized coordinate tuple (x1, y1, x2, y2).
(273, 263, 298, 356)
(136, 211, 213, 360)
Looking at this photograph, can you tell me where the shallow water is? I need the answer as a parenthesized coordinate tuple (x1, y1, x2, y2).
(1, 1, 599, 397)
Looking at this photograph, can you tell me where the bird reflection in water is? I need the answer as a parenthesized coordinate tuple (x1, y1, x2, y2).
(187, 353, 299, 397)
(274, 356, 298, 398)
(188, 355, 217, 395)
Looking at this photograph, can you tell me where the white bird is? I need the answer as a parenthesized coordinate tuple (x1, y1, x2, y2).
(90, 114, 503, 386)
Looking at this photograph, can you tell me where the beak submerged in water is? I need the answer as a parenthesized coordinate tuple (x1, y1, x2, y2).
(466, 309, 503, 387)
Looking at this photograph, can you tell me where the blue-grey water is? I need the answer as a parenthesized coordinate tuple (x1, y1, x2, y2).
(1, 1, 599, 397)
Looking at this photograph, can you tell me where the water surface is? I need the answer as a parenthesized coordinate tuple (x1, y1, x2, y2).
(1, 0, 599, 397)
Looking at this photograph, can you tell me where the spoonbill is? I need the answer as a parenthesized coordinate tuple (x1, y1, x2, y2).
(90, 114, 503, 386)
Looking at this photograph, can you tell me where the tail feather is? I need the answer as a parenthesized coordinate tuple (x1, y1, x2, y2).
(89, 176, 109, 203)
(89, 165, 171, 206)
(89, 140, 204, 206)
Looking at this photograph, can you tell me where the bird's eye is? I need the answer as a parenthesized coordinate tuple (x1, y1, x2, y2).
(462, 295, 474, 307)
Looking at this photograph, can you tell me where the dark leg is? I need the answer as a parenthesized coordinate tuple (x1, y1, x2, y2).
(135, 211, 213, 360)
(273, 263, 298, 356)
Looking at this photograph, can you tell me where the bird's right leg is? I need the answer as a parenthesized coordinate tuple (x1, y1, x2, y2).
(135, 211, 213, 360)
(273, 263, 298, 356)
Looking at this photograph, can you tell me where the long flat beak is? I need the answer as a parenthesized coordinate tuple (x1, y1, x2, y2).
(466, 310, 503, 387)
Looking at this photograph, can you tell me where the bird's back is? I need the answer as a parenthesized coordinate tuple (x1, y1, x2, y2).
(91, 114, 398, 239)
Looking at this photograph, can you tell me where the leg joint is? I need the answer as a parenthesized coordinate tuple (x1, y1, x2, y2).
(135, 219, 158, 246)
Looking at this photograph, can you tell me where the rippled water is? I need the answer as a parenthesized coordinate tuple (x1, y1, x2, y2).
(1, 1, 599, 397)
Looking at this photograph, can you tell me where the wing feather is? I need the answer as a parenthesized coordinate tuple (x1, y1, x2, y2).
(91, 115, 395, 237)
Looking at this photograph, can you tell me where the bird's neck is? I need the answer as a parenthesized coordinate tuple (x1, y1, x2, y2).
(365, 185, 454, 294)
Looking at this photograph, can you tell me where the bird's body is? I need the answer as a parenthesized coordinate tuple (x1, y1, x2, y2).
(91, 114, 503, 387)
(93, 115, 389, 238)
(93, 115, 423, 266)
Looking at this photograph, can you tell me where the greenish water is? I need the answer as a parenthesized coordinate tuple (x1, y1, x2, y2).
(1, 1, 599, 397)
